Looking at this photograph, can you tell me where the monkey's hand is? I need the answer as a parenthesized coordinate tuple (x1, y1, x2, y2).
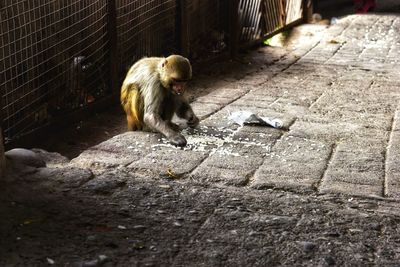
(187, 114, 199, 128)
(169, 133, 187, 147)
(168, 122, 181, 131)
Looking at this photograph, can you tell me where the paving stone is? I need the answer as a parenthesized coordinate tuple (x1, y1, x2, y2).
(232, 95, 277, 109)
(127, 146, 208, 179)
(191, 102, 224, 120)
(28, 166, 93, 190)
(385, 112, 400, 199)
(71, 132, 159, 173)
(289, 120, 358, 142)
(195, 86, 250, 106)
(81, 170, 131, 194)
(191, 143, 264, 186)
(319, 181, 382, 198)
(252, 136, 332, 192)
(319, 141, 386, 197)
(232, 125, 283, 145)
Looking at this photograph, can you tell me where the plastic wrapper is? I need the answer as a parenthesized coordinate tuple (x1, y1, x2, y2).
(228, 111, 283, 128)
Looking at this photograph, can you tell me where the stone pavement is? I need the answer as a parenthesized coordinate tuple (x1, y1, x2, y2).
(72, 14, 400, 200)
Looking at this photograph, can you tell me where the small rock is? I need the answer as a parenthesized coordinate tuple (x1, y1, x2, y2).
(133, 225, 147, 232)
(298, 241, 317, 252)
(82, 259, 99, 267)
(369, 223, 381, 231)
(6, 148, 46, 168)
(322, 256, 336, 266)
(86, 235, 97, 242)
(98, 255, 108, 263)
(173, 222, 182, 227)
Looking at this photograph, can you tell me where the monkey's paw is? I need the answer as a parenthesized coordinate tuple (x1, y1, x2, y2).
(187, 115, 199, 128)
(170, 134, 187, 147)
(168, 122, 181, 131)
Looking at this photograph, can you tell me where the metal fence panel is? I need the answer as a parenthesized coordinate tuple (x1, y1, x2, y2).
(115, 0, 177, 75)
(186, 0, 229, 61)
(239, 0, 304, 44)
(0, 0, 110, 142)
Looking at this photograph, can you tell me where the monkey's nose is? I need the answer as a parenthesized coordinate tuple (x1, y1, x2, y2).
(172, 83, 185, 95)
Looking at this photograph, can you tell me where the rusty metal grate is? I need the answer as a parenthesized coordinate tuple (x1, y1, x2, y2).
(239, 0, 304, 43)
(0, 0, 110, 142)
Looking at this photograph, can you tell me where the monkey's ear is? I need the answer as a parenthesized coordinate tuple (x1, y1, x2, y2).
(162, 59, 168, 68)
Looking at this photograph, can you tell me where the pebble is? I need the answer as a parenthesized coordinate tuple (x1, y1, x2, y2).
(133, 225, 147, 231)
(86, 235, 97, 241)
(322, 256, 336, 266)
(298, 241, 317, 252)
(173, 222, 182, 227)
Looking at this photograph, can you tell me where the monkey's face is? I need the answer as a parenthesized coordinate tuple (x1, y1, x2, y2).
(160, 55, 192, 95)
(170, 79, 187, 95)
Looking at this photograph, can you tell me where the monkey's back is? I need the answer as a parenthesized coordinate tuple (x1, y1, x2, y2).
(120, 57, 164, 131)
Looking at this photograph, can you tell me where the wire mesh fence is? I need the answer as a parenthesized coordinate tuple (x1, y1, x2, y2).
(116, 0, 178, 76)
(0, 0, 305, 146)
(186, 0, 229, 61)
(0, 0, 110, 143)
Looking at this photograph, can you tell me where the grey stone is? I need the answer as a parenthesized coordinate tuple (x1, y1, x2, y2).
(298, 241, 317, 252)
(71, 132, 159, 173)
(5, 148, 46, 168)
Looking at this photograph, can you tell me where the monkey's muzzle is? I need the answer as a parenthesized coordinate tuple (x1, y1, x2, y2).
(172, 82, 186, 95)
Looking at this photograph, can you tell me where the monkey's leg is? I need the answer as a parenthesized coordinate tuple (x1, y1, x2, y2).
(176, 101, 199, 128)
(168, 122, 181, 131)
(121, 84, 143, 131)
(126, 114, 137, 131)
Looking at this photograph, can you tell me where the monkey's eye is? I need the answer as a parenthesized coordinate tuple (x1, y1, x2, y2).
(172, 78, 187, 83)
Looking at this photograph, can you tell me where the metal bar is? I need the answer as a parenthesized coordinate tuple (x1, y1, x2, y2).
(303, 0, 313, 23)
(230, 0, 240, 58)
(177, 0, 189, 57)
(107, 0, 118, 93)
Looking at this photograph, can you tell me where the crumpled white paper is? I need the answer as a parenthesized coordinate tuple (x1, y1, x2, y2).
(228, 111, 283, 129)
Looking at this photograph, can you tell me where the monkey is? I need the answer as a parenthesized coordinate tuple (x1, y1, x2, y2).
(120, 55, 199, 147)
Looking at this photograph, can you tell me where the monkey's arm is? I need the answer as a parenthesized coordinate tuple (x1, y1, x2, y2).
(143, 112, 187, 146)
(176, 99, 199, 128)
(142, 87, 187, 146)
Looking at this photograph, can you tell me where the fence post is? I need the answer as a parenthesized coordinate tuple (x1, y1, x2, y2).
(229, 0, 240, 58)
(177, 0, 189, 57)
(107, 0, 119, 94)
